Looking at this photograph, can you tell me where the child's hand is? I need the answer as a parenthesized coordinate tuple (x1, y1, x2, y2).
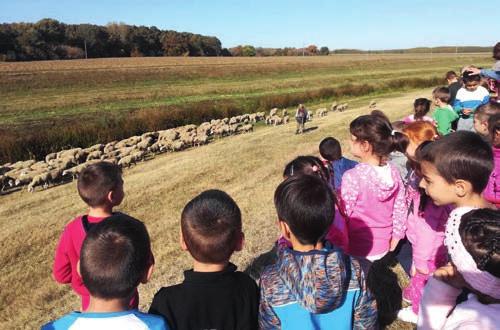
(416, 267, 429, 275)
(462, 109, 472, 116)
(433, 263, 467, 289)
(389, 237, 400, 251)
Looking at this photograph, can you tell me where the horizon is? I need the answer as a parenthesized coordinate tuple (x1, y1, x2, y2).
(1, 0, 498, 50)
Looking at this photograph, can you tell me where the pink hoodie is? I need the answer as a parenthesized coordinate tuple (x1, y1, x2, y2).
(483, 146, 500, 208)
(405, 182, 450, 272)
(340, 163, 407, 258)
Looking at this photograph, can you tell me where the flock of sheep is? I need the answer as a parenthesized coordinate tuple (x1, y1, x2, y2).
(0, 101, 349, 194)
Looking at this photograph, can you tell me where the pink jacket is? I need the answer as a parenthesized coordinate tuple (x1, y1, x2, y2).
(340, 163, 407, 257)
(417, 277, 500, 330)
(483, 146, 500, 208)
(405, 182, 449, 272)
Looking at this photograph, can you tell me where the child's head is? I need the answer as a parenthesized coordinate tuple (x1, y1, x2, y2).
(446, 208, 500, 300)
(493, 42, 500, 61)
(403, 121, 438, 159)
(283, 155, 331, 184)
(488, 113, 500, 147)
(77, 161, 124, 208)
(417, 131, 493, 205)
(462, 71, 481, 92)
(413, 98, 431, 119)
(274, 175, 334, 246)
(181, 189, 243, 264)
(474, 102, 500, 137)
(319, 137, 342, 162)
(432, 86, 451, 106)
(349, 114, 405, 163)
(445, 70, 458, 83)
(80, 213, 152, 301)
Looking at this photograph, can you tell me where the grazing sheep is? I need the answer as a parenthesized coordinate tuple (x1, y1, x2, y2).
(131, 150, 147, 162)
(194, 134, 209, 146)
(45, 152, 57, 163)
(103, 142, 117, 153)
(86, 150, 103, 162)
(238, 124, 253, 133)
(87, 144, 104, 153)
(330, 102, 338, 112)
(269, 108, 278, 117)
(282, 109, 288, 117)
(136, 137, 153, 151)
(316, 108, 328, 117)
(283, 115, 290, 124)
(27, 172, 51, 192)
(171, 140, 185, 152)
(10, 159, 35, 170)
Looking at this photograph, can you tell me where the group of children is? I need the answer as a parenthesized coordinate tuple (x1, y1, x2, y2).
(43, 59, 500, 329)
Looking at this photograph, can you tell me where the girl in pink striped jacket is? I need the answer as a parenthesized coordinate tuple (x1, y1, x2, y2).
(340, 114, 408, 267)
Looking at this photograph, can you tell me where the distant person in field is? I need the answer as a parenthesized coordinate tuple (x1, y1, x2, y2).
(431, 86, 458, 135)
(53, 162, 153, 310)
(453, 71, 490, 131)
(466, 42, 500, 102)
(149, 190, 259, 329)
(318, 137, 357, 191)
(295, 104, 307, 134)
(403, 98, 434, 125)
(259, 175, 377, 329)
(43, 214, 167, 330)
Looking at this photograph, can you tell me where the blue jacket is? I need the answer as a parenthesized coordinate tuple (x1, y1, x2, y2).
(258, 244, 377, 329)
(332, 157, 358, 189)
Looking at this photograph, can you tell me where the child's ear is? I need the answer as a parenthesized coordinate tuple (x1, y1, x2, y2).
(454, 179, 471, 197)
(106, 190, 114, 204)
(179, 229, 188, 251)
(235, 232, 245, 252)
(361, 141, 371, 153)
(278, 220, 292, 240)
(141, 264, 154, 284)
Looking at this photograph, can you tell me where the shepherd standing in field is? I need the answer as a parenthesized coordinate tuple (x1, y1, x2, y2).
(295, 104, 307, 134)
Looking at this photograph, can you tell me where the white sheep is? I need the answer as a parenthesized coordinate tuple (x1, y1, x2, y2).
(269, 108, 278, 117)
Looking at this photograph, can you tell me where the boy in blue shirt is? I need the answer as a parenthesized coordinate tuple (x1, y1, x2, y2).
(42, 214, 168, 330)
(454, 71, 490, 131)
(319, 137, 357, 190)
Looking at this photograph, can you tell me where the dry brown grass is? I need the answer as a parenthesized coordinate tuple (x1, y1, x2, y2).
(0, 90, 425, 329)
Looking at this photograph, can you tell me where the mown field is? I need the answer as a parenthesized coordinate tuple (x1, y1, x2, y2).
(0, 53, 491, 163)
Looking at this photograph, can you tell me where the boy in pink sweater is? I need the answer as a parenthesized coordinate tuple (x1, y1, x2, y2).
(341, 114, 408, 264)
(417, 208, 500, 330)
(52, 161, 146, 310)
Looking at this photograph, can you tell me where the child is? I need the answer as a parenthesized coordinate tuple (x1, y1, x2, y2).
(473, 102, 500, 138)
(43, 214, 168, 329)
(341, 114, 407, 264)
(283, 155, 349, 252)
(484, 113, 500, 207)
(466, 42, 500, 102)
(259, 175, 377, 329)
(417, 208, 500, 329)
(318, 137, 357, 190)
(446, 70, 462, 106)
(403, 98, 434, 124)
(388, 121, 411, 182)
(396, 122, 450, 323)
(52, 161, 146, 310)
(149, 190, 259, 329)
(453, 71, 490, 131)
(431, 86, 459, 136)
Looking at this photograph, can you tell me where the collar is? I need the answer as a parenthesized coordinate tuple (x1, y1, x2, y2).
(183, 262, 237, 283)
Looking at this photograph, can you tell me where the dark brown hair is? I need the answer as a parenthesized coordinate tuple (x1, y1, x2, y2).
(77, 161, 123, 207)
(460, 208, 500, 277)
(349, 114, 405, 159)
(432, 86, 451, 104)
(181, 189, 241, 264)
(413, 98, 431, 119)
(80, 214, 151, 300)
(416, 131, 493, 193)
(446, 71, 458, 80)
(319, 137, 342, 161)
(475, 102, 500, 122)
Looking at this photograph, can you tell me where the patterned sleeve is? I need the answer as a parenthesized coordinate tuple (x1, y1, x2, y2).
(258, 279, 280, 329)
(340, 170, 359, 217)
(391, 174, 408, 239)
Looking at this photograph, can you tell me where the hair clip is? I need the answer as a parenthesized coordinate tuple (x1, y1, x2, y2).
(290, 164, 294, 176)
(312, 165, 319, 172)
(391, 130, 396, 136)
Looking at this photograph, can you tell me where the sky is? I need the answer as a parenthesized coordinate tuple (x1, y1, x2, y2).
(1, 0, 499, 50)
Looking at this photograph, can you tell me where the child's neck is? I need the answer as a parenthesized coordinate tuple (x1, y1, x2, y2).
(86, 296, 128, 313)
(193, 260, 228, 272)
(455, 193, 490, 209)
(359, 154, 383, 166)
(88, 205, 114, 218)
(292, 241, 324, 252)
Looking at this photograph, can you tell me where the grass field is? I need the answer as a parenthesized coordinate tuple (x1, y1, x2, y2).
(0, 53, 491, 162)
(0, 87, 437, 329)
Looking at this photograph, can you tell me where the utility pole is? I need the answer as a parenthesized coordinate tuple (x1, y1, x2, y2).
(84, 39, 88, 59)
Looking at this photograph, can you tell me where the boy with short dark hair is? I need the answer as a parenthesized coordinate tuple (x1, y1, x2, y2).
(446, 70, 461, 105)
(53, 161, 148, 310)
(319, 137, 357, 190)
(259, 175, 377, 329)
(149, 189, 259, 329)
(453, 71, 490, 131)
(43, 214, 167, 330)
(432, 86, 459, 135)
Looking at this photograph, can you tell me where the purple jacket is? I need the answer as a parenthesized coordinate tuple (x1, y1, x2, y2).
(483, 147, 500, 207)
(340, 163, 407, 258)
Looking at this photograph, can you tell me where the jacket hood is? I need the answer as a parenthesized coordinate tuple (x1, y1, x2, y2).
(276, 244, 352, 314)
(359, 163, 400, 202)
